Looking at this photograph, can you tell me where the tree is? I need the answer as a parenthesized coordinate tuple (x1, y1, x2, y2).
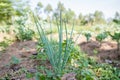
(113, 12, 120, 24)
(78, 13, 83, 21)
(81, 14, 94, 26)
(114, 12, 120, 20)
(87, 13, 94, 25)
(52, 11, 59, 24)
(57, 1, 66, 12)
(36, 2, 43, 14)
(80, 16, 87, 25)
(78, 13, 84, 25)
(78, 13, 92, 25)
(0, 0, 14, 23)
(44, 4, 53, 14)
(44, 4, 53, 21)
(64, 9, 75, 24)
(94, 11, 105, 24)
(11, 0, 30, 16)
(52, 2, 66, 23)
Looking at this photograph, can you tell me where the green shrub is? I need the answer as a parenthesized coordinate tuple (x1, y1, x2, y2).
(109, 32, 120, 51)
(93, 64, 120, 80)
(16, 26, 34, 41)
(84, 32, 92, 42)
(15, 16, 34, 41)
(96, 32, 108, 46)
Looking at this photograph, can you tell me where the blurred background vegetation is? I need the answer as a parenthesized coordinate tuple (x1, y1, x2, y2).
(0, 0, 120, 26)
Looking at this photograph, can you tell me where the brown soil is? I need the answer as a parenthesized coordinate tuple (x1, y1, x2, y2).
(79, 41, 120, 67)
(0, 34, 120, 79)
(0, 32, 15, 42)
(0, 41, 38, 79)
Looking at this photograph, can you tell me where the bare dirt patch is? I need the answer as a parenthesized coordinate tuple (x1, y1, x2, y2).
(0, 41, 38, 79)
(79, 41, 120, 67)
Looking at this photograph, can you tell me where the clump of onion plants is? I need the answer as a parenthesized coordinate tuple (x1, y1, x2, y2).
(33, 11, 75, 77)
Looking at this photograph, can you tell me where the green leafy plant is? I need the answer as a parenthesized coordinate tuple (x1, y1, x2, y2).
(10, 56, 20, 65)
(16, 26, 34, 41)
(93, 63, 120, 80)
(84, 32, 91, 42)
(96, 32, 108, 46)
(26, 72, 34, 79)
(109, 32, 120, 51)
(15, 16, 35, 41)
(74, 53, 120, 80)
(33, 10, 75, 77)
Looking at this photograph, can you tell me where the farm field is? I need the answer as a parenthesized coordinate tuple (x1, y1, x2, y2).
(0, 0, 120, 80)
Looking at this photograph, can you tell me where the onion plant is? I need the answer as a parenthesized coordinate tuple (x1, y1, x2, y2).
(33, 11, 74, 76)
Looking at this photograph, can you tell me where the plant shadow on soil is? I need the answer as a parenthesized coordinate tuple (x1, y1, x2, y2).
(79, 40, 120, 68)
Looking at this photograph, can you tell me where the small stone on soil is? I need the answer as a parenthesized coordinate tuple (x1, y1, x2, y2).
(28, 68, 37, 73)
